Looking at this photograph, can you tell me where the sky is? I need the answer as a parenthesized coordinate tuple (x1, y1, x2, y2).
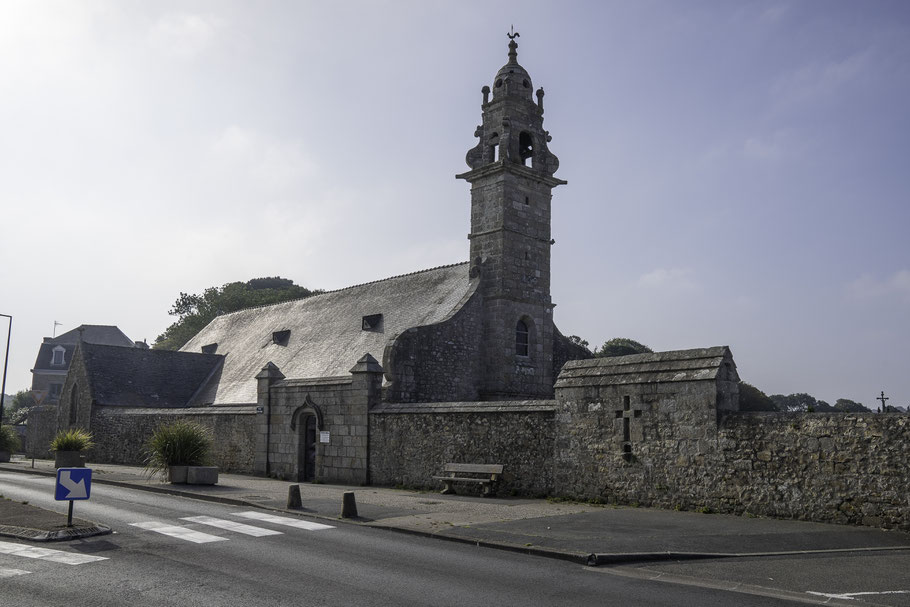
(1, 0, 908, 409)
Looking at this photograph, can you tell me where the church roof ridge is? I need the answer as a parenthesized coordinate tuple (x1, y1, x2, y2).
(317, 260, 470, 298)
(218, 261, 470, 317)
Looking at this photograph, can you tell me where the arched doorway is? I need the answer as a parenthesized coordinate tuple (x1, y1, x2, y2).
(298, 415, 317, 482)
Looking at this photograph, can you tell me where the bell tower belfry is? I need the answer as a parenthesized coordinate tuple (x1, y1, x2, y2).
(457, 32, 566, 400)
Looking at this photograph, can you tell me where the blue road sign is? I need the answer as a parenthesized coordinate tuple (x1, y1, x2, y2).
(55, 468, 92, 501)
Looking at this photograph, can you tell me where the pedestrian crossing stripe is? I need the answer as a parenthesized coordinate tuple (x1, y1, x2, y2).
(130, 521, 228, 544)
(0, 567, 31, 577)
(0, 541, 108, 565)
(233, 511, 335, 531)
(180, 516, 283, 537)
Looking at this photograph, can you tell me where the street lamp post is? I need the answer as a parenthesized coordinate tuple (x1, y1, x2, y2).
(0, 313, 11, 430)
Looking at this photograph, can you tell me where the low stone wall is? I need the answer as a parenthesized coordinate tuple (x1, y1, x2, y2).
(26, 405, 58, 458)
(89, 406, 258, 473)
(369, 401, 556, 496)
(712, 412, 910, 529)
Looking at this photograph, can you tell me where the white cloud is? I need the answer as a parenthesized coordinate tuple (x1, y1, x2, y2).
(210, 126, 318, 193)
(847, 270, 910, 302)
(759, 4, 789, 24)
(742, 129, 805, 162)
(148, 13, 218, 58)
(770, 49, 871, 109)
(637, 267, 698, 292)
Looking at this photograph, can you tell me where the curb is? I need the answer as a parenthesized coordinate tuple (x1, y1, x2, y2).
(0, 523, 112, 542)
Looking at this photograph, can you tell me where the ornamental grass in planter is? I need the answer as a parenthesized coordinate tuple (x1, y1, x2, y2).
(0, 425, 21, 462)
(144, 421, 213, 483)
(50, 428, 94, 468)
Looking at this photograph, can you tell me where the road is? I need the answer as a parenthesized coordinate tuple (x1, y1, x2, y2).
(1, 472, 906, 606)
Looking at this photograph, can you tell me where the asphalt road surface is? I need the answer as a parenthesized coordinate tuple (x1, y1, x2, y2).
(0, 472, 896, 606)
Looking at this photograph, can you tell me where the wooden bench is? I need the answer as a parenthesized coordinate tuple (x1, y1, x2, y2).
(433, 463, 503, 497)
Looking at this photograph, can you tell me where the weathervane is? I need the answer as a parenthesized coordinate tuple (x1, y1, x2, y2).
(508, 25, 520, 40)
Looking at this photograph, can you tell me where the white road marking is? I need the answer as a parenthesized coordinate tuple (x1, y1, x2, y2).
(807, 590, 910, 600)
(181, 516, 283, 537)
(0, 541, 108, 565)
(233, 511, 335, 531)
(130, 521, 228, 543)
(0, 567, 31, 577)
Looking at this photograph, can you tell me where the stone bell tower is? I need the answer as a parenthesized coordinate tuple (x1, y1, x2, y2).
(457, 32, 566, 400)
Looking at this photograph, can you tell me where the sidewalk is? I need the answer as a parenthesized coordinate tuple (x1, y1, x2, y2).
(2, 457, 909, 565)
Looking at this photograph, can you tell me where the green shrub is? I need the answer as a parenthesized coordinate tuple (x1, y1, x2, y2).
(0, 425, 21, 453)
(50, 428, 94, 452)
(144, 421, 212, 477)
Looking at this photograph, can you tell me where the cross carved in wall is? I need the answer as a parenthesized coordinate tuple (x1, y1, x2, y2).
(615, 395, 642, 462)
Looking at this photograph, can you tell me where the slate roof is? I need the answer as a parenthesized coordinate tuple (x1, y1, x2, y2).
(181, 262, 476, 405)
(33, 325, 136, 372)
(80, 343, 224, 408)
(555, 346, 736, 388)
(49, 325, 134, 346)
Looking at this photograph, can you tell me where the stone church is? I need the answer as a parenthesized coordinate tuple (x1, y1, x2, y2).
(58, 36, 909, 530)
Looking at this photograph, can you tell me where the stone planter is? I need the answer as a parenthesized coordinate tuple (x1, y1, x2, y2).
(168, 465, 188, 484)
(0, 451, 10, 463)
(54, 451, 86, 468)
(186, 466, 218, 485)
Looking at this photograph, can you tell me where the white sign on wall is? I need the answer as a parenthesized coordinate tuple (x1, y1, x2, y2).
(319, 431, 330, 444)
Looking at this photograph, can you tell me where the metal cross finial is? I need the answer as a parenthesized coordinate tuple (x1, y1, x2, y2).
(508, 25, 520, 40)
(877, 391, 889, 412)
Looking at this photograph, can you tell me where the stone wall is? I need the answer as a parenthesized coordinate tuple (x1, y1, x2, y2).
(383, 288, 483, 403)
(553, 378, 724, 500)
(257, 356, 382, 485)
(89, 406, 258, 473)
(369, 401, 556, 496)
(713, 413, 910, 529)
(550, 353, 910, 531)
(25, 405, 57, 458)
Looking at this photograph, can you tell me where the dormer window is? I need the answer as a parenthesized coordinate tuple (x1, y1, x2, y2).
(362, 314, 383, 331)
(272, 330, 291, 346)
(201, 343, 218, 354)
(51, 346, 65, 366)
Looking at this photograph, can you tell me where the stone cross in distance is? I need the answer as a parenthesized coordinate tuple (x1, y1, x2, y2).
(877, 391, 889, 412)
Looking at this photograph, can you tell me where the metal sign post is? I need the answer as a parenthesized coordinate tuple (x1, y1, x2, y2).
(55, 468, 92, 527)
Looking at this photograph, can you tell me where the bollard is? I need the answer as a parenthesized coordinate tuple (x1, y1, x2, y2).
(287, 484, 302, 509)
(341, 491, 358, 518)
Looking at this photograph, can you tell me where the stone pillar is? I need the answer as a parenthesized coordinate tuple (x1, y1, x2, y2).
(253, 362, 284, 476)
(348, 353, 383, 484)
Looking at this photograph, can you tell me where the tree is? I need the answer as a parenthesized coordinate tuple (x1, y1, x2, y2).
(2, 390, 35, 425)
(769, 392, 819, 412)
(594, 338, 653, 358)
(566, 335, 589, 349)
(154, 277, 322, 351)
(738, 382, 778, 411)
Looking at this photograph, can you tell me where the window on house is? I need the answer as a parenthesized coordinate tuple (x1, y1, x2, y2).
(49, 384, 62, 399)
(516, 320, 529, 357)
(201, 343, 218, 354)
(272, 330, 291, 346)
(51, 347, 65, 366)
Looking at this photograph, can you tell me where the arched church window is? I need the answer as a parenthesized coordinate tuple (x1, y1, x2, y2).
(69, 384, 78, 426)
(516, 320, 529, 357)
(519, 132, 533, 166)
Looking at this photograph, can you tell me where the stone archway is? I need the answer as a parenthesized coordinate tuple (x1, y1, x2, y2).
(290, 395, 324, 483)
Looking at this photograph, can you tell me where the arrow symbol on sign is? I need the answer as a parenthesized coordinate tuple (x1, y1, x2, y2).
(59, 471, 87, 499)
